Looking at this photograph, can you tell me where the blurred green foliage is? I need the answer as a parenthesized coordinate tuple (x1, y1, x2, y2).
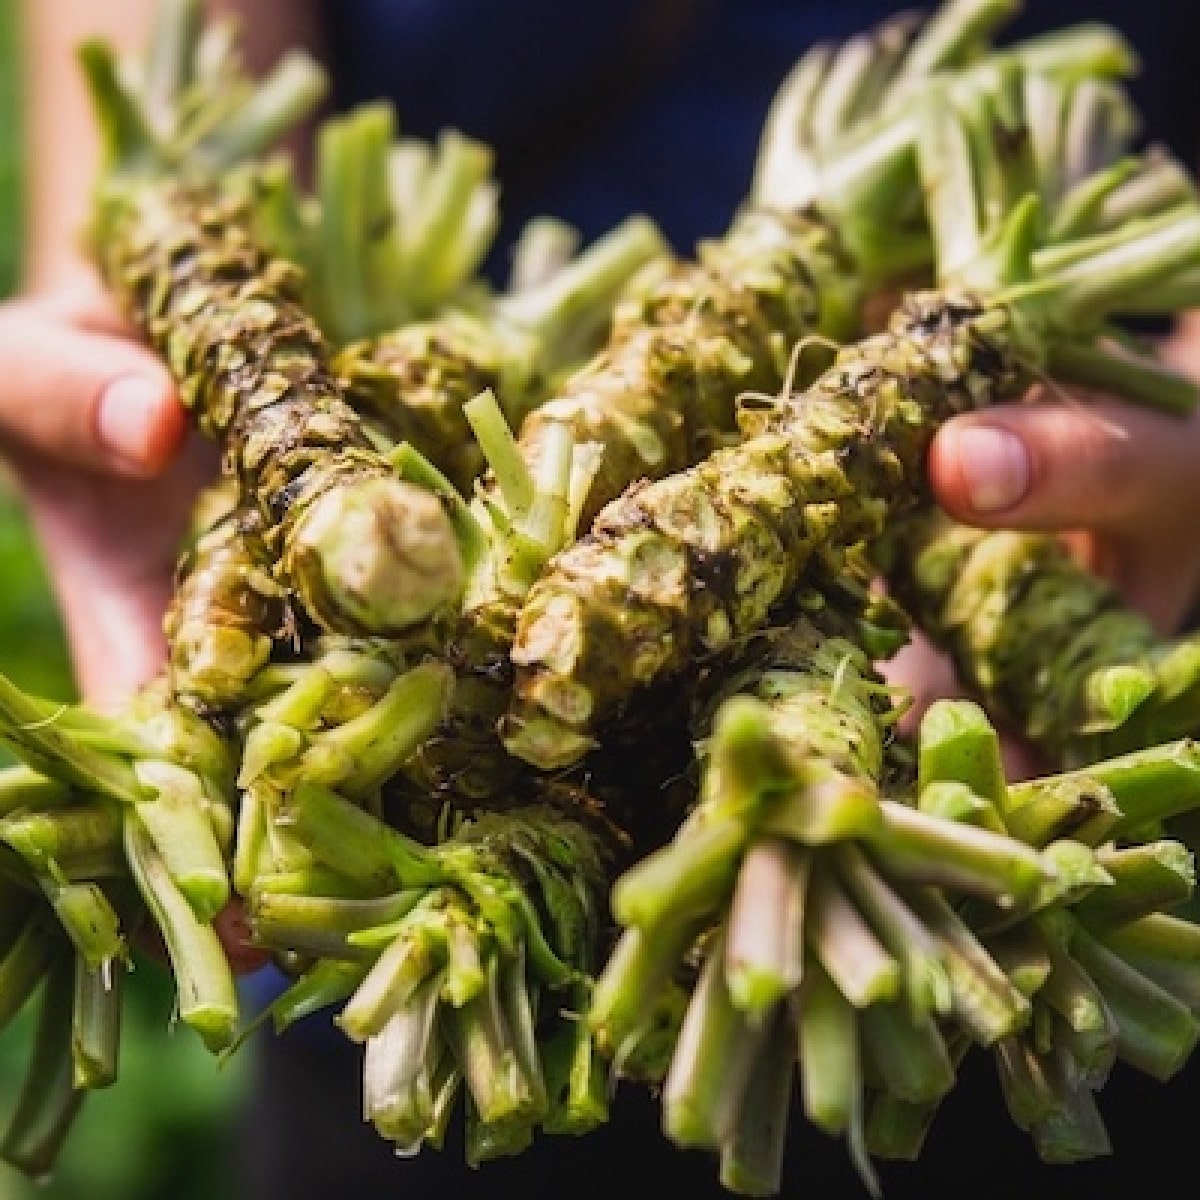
(0, 3, 254, 1197)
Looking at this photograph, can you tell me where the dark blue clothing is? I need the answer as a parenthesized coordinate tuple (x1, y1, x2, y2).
(320, 0, 1200, 260)
(238, 3, 1200, 1197)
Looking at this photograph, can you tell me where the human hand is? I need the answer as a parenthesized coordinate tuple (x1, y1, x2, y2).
(0, 279, 270, 973)
(884, 320, 1200, 781)
(0, 279, 216, 707)
(926, 321, 1200, 637)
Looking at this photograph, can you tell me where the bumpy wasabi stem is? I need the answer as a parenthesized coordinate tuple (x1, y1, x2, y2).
(80, 8, 464, 641)
(163, 508, 283, 710)
(504, 288, 1033, 770)
(886, 510, 1200, 766)
(504, 68, 1200, 771)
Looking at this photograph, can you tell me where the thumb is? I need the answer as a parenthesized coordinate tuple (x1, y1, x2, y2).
(0, 298, 185, 475)
(927, 401, 1200, 536)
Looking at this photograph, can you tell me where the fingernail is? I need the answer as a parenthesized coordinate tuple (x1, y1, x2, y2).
(96, 375, 164, 469)
(953, 425, 1030, 513)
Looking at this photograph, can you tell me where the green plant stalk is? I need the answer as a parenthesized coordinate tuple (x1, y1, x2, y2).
(1008, 740, 1200, 839)
(718, 1010, 794, 1198)
(586, 921, 701, 1068)
(0, 804, 124, 876)
(132, 760, 230, 921)
(0, 915, 58, 1034)
(0, 766, 70, 815)
(1001, 774, 1122, 848)
(863, 1032, 970, 1161)
(250, 889, 421, 960)
(916, 699, 1009, 828)
(540, 984, 610, 1136)
(36, 877, 125, 972)
(71, 955, 122, 1089)
(724, 838, 809, 1017)
(834, 846, 951, 1017)
(0, 955, 85, 1182)
(1072, 841, 1196, 926)
(662, 926, 770, 1151)
(807, 863, 901, 1008)
(859, 998, 956, 1105)
(1094, 913, 1200, 1011)
(123, 815, 237, 1052)
(360, 971, 446, 1147)
(794, 959, 862, 1137)
(1068, 919, 1199, 1079)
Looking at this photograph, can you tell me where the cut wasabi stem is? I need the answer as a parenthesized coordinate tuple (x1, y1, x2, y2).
(587, 921, 701, 1069)
(806, 863, 900, 1009)
(794, 959, 861, 1137)
(132, 760, 230, 922)
(987, 925, 1054, 999)
(338, 894, 453, 1042)
(0, 956, 85, 1182)
(507, 216, 581, 292)
(361, 971, 448, 1149)
(1068, 921, 1200, 1080)
(859, 997, 956, 1106)
(446, 955, 544, 1152)
(724, 839, 809, 1018)
(1010, 741, 1200, 839)
(293, 661, 453, 798)
(0, 804, 124, 878)
(0, 671, 147, 803)
(542, 986, 610, 1136)
(610, 817, 749, 933)
(917, 699, 1008, 828)
(0, 916, 59, 1035)
(36, 878, 125, 973)
(1094, 914, 1200, 1012)
(1035, 941, 1117, 1080)
(1027, 839, 1113, 914)
(249, 889, 421, 961)
(610, 696, 798, 930)
(270, 958, 370, 1034)
(833, 847, 951, 1019)
(759, 766, 883, 846)
(0, 767, 70, 816)
(280, 781, 442, 889)
(864, 1031, 970, 1161)
(917, 780, 994, 826)
(72, 955, 123, 1090)
(1003, 774, 1122, 848)
(123, 816, 237, 1053)
(1072, 841, 1196, 927)
(906, 888, 1031, 1044)
(1027, 1048, 1113, 1165)
(663, 927, 770, 1151)
(866, 801, 1051, 907)
(718, 1009, 794, 1198)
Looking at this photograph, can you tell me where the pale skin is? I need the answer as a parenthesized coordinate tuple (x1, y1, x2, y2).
(4, 1, 1200, 944)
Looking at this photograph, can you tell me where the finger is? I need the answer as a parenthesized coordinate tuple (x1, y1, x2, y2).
(0, 300, 186, 476)
(928, 400, 1200, 536)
